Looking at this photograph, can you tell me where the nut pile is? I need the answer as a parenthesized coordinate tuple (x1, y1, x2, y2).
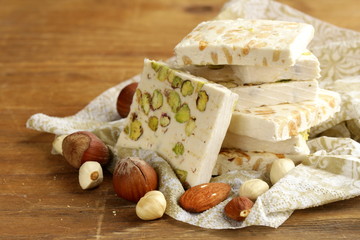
(52, 128, 166, 221)
(51, 82, 298, 223)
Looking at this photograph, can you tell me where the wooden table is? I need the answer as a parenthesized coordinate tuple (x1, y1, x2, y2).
(1, 0, 359, 239)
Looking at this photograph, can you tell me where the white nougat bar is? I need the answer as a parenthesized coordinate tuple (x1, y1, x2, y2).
(175, 19, 314, 67)
(222, 132, 310, 155)
(212, 149, 303, 176)
(229, 80, 318, 110)
(116, 59, 238, 187)
(228, 89, 341, 142)
(232, 51, 320, 84)
(179, 51, 320, 84)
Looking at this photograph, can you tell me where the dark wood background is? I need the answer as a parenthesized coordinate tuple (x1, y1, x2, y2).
(1, 0, 359, 239)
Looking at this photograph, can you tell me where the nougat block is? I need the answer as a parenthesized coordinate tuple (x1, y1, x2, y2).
(228, 89, 341, 142)
(179, 51, 320, 84)
(116, 59, 238, 187)
(230, 80, 318, 110)
(222, 132, 310, 155)
(231, 51, 320, 84)
(175, 19, 314, 67)
(212, 149, 304, 176)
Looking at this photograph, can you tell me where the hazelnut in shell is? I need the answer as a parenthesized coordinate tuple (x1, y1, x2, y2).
(62, 131, 110, 169)
(113, 157, 158, 203)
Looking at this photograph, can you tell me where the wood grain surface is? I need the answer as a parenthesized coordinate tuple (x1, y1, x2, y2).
(1, 0, 359, 239)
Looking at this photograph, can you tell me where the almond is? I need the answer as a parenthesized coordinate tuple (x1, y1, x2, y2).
(179, 182, 231, 213)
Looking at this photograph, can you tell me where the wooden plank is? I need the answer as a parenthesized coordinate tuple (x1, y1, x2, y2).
(0, 0, 359, 238)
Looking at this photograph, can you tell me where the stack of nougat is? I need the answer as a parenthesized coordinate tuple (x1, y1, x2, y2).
(173, 18, 341, 158)
(116, 18, 341, 187)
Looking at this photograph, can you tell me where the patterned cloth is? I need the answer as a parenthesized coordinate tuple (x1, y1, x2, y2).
(27, 0, 360, 229)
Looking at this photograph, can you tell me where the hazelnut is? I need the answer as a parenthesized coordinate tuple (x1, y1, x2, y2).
(78, 161, 103, 190)
(116, 82, 138, 118)
(224, 196, 254, 222)
(239, 179, 269, 201)
(52, 134, 68, 155)
(136, 190, 166, 220)
(62, 131, 110, 169)
(270, 158, 295, 184)
(112, 157, 158, 203)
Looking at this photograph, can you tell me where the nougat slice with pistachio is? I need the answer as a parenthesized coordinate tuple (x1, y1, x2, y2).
(228, 89, 341, 142)
(116, 59, 238, 188)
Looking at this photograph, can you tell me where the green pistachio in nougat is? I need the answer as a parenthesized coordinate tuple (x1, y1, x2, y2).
(157, 66, 169, 82)
(185, 117, 196, 136)
(196, 90, 209, 112)
(129, 120, 143, 141)
(171, 76, 183, 89)
(151, 89, 163, 110)
(175, 104, 191, 123)
(172, 142, 184, 156)
(135, 89, 142, 105)
(141, 92, 151, 115)
(160, 113, 171, 127)
(181, 80, 194, 97)
(148, 116, 159, 131)
(166, 90, 181, 113)
(151, 61, 162, 72)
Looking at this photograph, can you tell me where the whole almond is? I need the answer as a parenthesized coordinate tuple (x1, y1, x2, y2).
(179, 182, 231, 213)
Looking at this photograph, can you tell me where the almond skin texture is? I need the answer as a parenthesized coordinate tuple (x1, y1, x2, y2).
(113, 157, 158, 203)
(224, 196, 254, 221)
(62, 131, 110, 169)
(179, 182, 231, 213)
(117, 82, 138, 118)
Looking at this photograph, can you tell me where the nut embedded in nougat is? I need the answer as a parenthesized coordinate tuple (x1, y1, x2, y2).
(185, 117, 196, 136)
(135, 88, 142, 105)
(174, 169, 188, 184)
(129, 119, 143, 141)
(157, 66, 169, 82)
(148, 116, 159, 132)
(172, 142, 184, 156)
(160, 113, 171, 127)
(141, 92, 151, 115)
(171, 76, 183, 89)
(175, 104, 191, 123)
(196, 90, 209, 112)
(166, 90, 181, 113)
(181, 80, 194, 97)
(151, 89, 163, 110)
(151, 61, 162, 72)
